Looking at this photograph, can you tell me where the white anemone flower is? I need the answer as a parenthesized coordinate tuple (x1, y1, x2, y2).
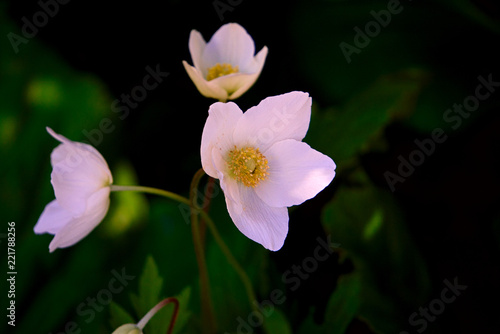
(34, 127, 113, 252)
(182, 22, 268, 102)
(201, 91, 336, 251)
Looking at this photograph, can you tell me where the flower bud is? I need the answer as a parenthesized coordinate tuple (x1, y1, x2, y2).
(111, 324, 142, 334)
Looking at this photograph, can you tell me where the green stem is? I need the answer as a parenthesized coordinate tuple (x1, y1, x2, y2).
(190, 169, 217, 334)
(111, 182, 217, 333)
(191, 171, 258, 314)
(112, 174, 259, 323)
(198, 209, 259, 313)
(199, 176, 216, 248)
(110, 185, 190, 206)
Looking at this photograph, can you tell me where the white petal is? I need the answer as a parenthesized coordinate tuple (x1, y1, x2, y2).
(48, 187, 110, 252)
(212, 148, 243, 214)
(47, 127, 110, 172)
(232, 92, 312, 152)
(225, 184, 289, 251)
(203, 23, 255, 70)
(256, 140, 336, 207)
(209, 73, 257, 100)
(228, 46, 268, 100)
(182, 61, 228, 101)
(188, 29, 207, 74)
(201, 102, 242, 178)
(241, 45, 268, 73)
(47, 128, 112, 216)
(34, 200, 73, 235)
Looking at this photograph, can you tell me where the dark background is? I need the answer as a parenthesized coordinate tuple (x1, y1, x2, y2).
(1, 0, 500, 333)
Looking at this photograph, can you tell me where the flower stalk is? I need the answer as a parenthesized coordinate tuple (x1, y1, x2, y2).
(189, 168, 217, 334)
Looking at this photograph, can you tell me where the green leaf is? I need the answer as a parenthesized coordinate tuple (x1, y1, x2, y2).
(298, 273, 362, 334)
(322, 169, 430, 333)
(307, 69, 430, 164)
(130, 256, 164, 332)
(109, 302, 136, 330)
(126, 256, 192, 334)
(140, 290, 192, 334)
(263, 308, 292, 334)
(171, 287, 192, 334)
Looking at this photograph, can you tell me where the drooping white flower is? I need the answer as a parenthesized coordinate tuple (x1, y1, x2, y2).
(182, 22, 268, 102)
(34, 127, 113, 252)
(201, 92, 336, 251)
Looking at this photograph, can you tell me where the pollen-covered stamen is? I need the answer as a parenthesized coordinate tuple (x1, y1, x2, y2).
(227, 146, 269, 187)
(206, 63, 239, 81)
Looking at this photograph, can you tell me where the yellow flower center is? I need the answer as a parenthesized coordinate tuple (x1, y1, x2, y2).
(206, 63, 239, 81)
(227, 146, 269, 188)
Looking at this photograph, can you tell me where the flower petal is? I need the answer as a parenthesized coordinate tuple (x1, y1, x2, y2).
(47, 127, 110, 173)
(211, 148, 243, 213)
(188, 29, 207, 74)
(209, 73, 258, 100)
(232, 92, 312, 152)
(228, 46, 268, 100)
(203, 23, 255, 70)
(34, 200, 73, 235)
(242, 45, 268, 73)
(225, 184, 289, 251)
(201, 102, 242, 178)
(48, 187, 111, 252)
(182, 61, 229, 101)
(47, 127, 112, 216)
(256, 140, 336, 207)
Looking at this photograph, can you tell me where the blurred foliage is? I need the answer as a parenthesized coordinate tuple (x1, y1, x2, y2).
(110, 256, 191, 334)
(104, 161, 149, 237)
(1, 0, 499, 333)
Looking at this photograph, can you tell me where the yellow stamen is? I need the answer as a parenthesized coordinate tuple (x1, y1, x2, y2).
(227, 146, 269, 188)
(206, 63, 239, 81)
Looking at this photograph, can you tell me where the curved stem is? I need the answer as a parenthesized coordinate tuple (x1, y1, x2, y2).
(198, 210, 258, 313)
(110, 185, 190, 206)
(190, 169, 217, 333)
(199, 176, 216, 247)
(136, 297, 179, 334)
(112, 176, 259, 325)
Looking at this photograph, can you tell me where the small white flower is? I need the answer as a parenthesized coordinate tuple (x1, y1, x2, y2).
(201, 92, 336, 251)
(182, 22, 268, 102)
(34, 127, 113, 252)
